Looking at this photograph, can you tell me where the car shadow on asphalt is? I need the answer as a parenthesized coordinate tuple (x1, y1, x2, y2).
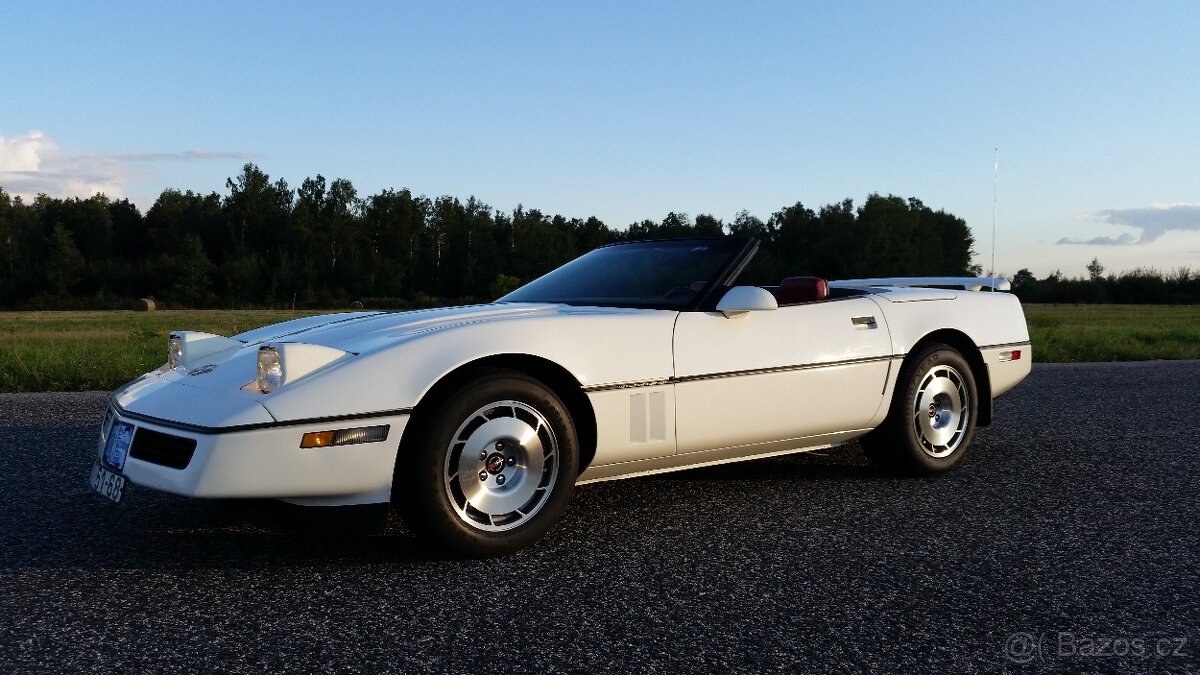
(4, 442, 898, 571)
(1, 489, 454, 571)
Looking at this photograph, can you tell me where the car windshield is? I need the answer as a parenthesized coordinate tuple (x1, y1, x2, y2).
(499, 238, 749, 309)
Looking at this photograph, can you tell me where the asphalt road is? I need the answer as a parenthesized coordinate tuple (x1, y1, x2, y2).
(1, 362, 1198, 674)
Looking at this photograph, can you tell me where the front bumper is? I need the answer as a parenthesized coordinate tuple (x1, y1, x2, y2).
(97, 404, 409, 506)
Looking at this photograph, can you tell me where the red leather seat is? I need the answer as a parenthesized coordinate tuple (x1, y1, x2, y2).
(778, 276, 828, 304)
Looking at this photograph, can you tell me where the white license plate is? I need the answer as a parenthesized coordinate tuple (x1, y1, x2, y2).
(90, 460, 126, 503)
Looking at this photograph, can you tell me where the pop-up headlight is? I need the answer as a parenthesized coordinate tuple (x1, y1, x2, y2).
(167, 335, 184, 369)
(257, 346, 284, 394)
(255, 343, 348, 394)
(167, 331, 243, 371)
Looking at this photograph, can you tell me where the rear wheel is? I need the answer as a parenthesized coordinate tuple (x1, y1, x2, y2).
(393, 370, 578, 556)
(861, 344, 978, 474)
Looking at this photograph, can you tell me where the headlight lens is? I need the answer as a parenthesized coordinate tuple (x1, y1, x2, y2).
(168, 335, 183, 369)
(257, 347, 283, 394)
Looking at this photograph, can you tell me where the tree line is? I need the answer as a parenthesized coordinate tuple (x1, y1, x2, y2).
(1010, 259, 1200, 305)
(0, 163, 982, 309)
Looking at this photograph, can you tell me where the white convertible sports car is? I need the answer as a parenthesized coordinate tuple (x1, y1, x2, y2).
(90, 237, 1031, 555)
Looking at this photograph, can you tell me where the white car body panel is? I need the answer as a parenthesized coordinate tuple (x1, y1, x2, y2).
(586, 387, 677, 466)
(867, 288, 1030, 351)
(672, 297, 892, 455)
(116, 370, 275, 428)
(99, 260, 1030, 510)
(257, 304, 678, 423)
(108, 413, 411, 505)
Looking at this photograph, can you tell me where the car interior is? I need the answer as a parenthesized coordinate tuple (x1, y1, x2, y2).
(756, 276, 867, 306)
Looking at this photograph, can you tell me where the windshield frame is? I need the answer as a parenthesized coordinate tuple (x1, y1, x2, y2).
(498, 236, 759, 311)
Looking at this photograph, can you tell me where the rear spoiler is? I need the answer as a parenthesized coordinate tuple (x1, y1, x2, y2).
(828, 276, 1010, 292)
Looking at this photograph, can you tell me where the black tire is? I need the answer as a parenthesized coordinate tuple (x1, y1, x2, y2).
(393, 370, 579, 556)
(860, 344, 979, 475)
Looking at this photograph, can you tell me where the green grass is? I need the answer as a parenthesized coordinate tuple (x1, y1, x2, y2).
(0, 304, 1197, 392)
(1024, 304, 1200, 363)
(0, 310, 324, 392)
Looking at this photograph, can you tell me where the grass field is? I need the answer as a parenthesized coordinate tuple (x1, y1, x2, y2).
(1023, 304, 1200, 363)
(0, 310, 322, 393)
(1, 304, 1197, 392)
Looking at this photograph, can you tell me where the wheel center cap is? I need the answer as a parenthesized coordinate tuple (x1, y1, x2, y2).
(485, 452, 506, 475)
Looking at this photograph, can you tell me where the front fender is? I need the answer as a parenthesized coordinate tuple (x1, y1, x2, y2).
(258, 309, 679, 423)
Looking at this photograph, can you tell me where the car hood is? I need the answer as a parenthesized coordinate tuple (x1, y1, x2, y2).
(116, 303, 564, 423)
(234, 303, 561, 353)
(118, 300, 676, 426)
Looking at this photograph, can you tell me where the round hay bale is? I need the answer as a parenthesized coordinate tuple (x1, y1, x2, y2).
(350, 300, 365, 310)
(136, 297, 157, 312)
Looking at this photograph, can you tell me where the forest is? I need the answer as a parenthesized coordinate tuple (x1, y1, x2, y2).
(0, 164, 976, 309)
(1008, 258, 1200, 304)
(4, 162, 1193, 309)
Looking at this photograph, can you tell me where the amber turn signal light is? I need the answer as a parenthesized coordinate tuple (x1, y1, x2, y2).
(300, 425, 389, 448)
(300, 431, 336, 448)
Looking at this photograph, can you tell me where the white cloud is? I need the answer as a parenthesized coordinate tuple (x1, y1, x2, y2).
(0, 130, 48, 172)
(1059, 204, 1200, 245)
(0, 130, 253, 202)
(1056, 232, 1138, 246)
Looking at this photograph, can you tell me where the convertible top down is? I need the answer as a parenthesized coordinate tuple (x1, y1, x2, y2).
(90, 237, 1031, 555)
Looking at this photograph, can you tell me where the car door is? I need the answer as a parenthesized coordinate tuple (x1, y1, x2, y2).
(672, 295, 892, 455)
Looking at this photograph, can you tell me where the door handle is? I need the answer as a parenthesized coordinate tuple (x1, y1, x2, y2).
(851, 316, 877, 328)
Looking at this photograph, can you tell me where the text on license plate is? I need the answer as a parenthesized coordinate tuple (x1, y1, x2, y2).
(90, 460, 125, 503)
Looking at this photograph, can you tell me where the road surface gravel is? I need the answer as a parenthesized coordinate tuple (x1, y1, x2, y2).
(1, 361, 1197, 673)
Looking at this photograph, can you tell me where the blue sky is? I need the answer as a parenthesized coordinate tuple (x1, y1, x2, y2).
(2, 1, 1198, 277)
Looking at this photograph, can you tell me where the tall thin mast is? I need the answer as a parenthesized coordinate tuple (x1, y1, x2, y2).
(991, 148, 998, 292)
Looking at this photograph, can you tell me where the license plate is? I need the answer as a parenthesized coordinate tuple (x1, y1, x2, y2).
(104, 421, 135, 470)
(90, 460, 125, 503)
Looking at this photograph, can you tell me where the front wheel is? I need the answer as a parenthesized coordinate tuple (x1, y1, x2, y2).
(394, 370, 579, 556)
(861, 344, 978, 474)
